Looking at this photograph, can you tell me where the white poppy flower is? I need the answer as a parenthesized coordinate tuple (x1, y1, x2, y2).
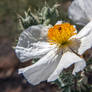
(16, 21, 92, 85)
(68, 0, 92, 25)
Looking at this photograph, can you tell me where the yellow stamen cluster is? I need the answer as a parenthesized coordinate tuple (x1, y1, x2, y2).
(48, 23, 76, 46)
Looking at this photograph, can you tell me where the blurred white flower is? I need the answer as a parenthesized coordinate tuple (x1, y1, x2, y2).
(68, 0, 92, 25)
(16, 21, 92, 85)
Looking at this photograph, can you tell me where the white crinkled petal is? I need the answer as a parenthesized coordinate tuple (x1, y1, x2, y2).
(78, 32, 92, 55)
(16, 42, 56, 62)
(68, 0, 92, 25)
(20, 48, 62, 85)
(72, 60, 86, 75)
(76, 21, 92, 55)
(48, 51, 85, 82)
(76, 21, 92, 39)
(17, 25, 49, 48)
(16, 25, 51, 62)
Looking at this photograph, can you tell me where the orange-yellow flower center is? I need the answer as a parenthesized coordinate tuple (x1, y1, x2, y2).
(48, 23, 76, 46)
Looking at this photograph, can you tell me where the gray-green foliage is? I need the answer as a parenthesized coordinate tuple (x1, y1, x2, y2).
(18, 3, 60, 31)
(17, 8, 38, 31)
(37, 3, 59, 25)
